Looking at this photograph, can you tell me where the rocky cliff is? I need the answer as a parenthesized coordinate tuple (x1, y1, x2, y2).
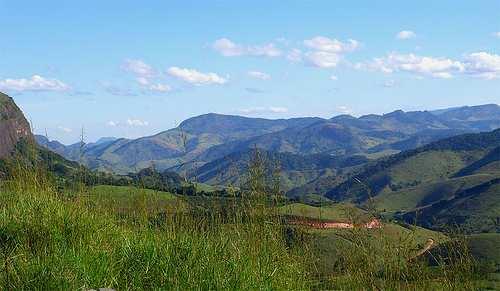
(0, 92, 32, 158)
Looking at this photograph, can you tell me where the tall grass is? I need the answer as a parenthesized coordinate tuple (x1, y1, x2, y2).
(0, 148, 309, 290)
(0, 144, 485, 290)
(320, 227, 478, 290)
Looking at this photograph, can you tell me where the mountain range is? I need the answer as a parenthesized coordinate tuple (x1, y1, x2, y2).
(36, 104, 500, 177)
(1, 91, 499, 234)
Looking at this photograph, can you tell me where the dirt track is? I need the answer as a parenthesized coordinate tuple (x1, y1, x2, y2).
(289, 218, 382, 229)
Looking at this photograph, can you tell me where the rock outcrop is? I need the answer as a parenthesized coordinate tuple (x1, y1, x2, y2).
(0, 92, 32, 158)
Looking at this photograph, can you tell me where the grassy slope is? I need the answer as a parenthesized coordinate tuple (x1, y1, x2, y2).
(405, 178, 500, 233)
(373, 174, 495, 212)
(88, 185, 183, 214)
(468, 233, 500, 268)
(0, 183, 309, 289)
(279, 202, 368, 222)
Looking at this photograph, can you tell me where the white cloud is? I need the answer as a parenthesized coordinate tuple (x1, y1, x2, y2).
(492, 32, 500, 39)
(248, 71, 271, 80)
(106, 121, 118, 127)
(330, 75, 338, 81)
(396, 30, 416, 40)
(212, 38, 244, 56)
(248, 44, 282, 57)
(213, 38, 282, 57)
(239, 106, 288, 114)
(135, 76, 171, 93)
(336, 106, 353, 115)
(287, 48, 303, 62)
(57, 126, 73, 133)
(136, 77, 149, 86)
(305, 51, 342, 68)
(268, 106, 288, 113)
(304, 37, 359, 53)
(167, 67, 227, 85)
(148, 83, 171, 93)
(361, 53, 465, 78)
(0, 75, 70, 92)
(126, 119, 149, 126)
(121, 59, 154, 77)
(301, 36, 359, 68)
(360, 52, 500, 80)
(462, 52, 500, 80)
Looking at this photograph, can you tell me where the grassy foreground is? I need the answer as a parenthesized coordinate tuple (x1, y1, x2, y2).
(0, 150, 493, 290)
(0, 167, 309, 290)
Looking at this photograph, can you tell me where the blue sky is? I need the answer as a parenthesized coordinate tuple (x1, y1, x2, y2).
(1, 0, 499, 144)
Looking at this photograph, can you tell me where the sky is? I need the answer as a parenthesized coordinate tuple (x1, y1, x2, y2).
(0, 0, 499, 144)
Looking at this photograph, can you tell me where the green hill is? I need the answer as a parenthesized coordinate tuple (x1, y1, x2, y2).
(402, 178, 500, 233)
(192, 149, 367, 192)
(372, 174, 495, 212)
(326, 129, 500, 203)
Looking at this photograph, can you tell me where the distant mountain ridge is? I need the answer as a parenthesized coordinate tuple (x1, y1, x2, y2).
(37, 104, 500, 175)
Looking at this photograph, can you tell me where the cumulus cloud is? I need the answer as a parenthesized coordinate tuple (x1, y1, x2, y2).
(57, 126, 73, 133)
(330, 75, 338, 81)
(336, 106, 354, 115)
(136, 77, 150, 86)
(167, 67, 227, 85)
(148, 83, 171, 93)
(106, 121, 118, 127)
(0, 75, 70, 92)
(304, 37, 359, 53)
(126, 119, 149, 126)
(396, 30, 416, 40)
(360, 52, 500, 80)
(462, 52, 500, 80)
(360, 53, 465, 79)
(287, 48, 303, 62)
(305, 51, 342, 68)
(121, 59, 154, 77)
(302, 36, 360, 68)
(248, 71, 271, 80)
(239, 106, 288, 114)
(212, 38, 282, 57)
(134, 76, 171, 93)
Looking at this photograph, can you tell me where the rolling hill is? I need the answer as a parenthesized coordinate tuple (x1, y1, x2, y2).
(326, 129, 500, 202)
(319, 129, 500, 233)
(37, 104, 500, 175)
(190, 149, 368, 192)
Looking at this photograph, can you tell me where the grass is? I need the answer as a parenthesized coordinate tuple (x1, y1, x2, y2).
(309, 224, 479, 290)
(0, 147, 491, 290)
(279, 202, 368, 222)
(373, 174, 495, 212)
(0, 161, 309, 290)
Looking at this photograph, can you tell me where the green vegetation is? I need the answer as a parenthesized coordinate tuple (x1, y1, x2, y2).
(280, 202, 368, 222)
(0, 157, 309, 290)
(373, 174, 495, 212)
(1, 134, 498, 289)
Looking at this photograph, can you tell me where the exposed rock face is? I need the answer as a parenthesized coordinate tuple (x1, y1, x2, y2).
(0, 92, 32, 158)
